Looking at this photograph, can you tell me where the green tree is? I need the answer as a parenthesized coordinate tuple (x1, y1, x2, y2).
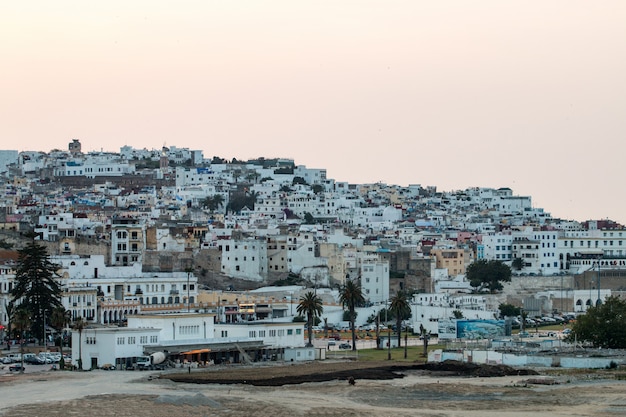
(339, 280, 365, 351)
(389, 291, 411, 346)
(51, 306, 71, 368)
(202, 194, 224, 212)
(296, 292, 324, 347)
(11, 236, 62, 345)
(452, 310, 464, 319)
(14, 306, 30, 373)
(498, 303, 521, 318)
(512, 257, 524, 271)
(73, 317, 86, 370)
(466, 260, 512, 293)
(568, 296, 626, 348)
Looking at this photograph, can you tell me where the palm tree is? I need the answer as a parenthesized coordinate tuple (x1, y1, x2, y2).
(212, 194, 224, 211)
(51, 306, 71, 367)
(389, 291, 411, 346)
(73, 317, 86, 370)
(339, 280, 365, 351)
(296, 292, 323, 347)
(13, 307, 30, 373)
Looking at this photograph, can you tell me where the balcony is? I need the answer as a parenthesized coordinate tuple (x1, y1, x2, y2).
(170, 290, 179, 295)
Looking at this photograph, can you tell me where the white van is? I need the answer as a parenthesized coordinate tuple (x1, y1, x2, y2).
(5, 353, 22, 363)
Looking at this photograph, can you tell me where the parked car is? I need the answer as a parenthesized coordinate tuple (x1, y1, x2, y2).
(338, 343, 351, 350)
(9, 364, 25, 372)
(24, 354, 45, 364)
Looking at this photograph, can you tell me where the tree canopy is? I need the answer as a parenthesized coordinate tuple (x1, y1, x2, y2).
(339, 280, 365, 351)
(568, 296, 626, 348)
(466, 260, 512, 293)
(296, 292, 324, 347)
(389, 291, 411, 345)
(498, 303, 521, 318)
(11, 238, 62, 344)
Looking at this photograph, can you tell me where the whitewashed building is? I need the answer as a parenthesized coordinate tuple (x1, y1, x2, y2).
(410, 293, 498, 335)
(71, 312, 306, 370)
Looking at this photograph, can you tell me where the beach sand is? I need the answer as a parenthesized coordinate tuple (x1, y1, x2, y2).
(1, 361, 625, 416)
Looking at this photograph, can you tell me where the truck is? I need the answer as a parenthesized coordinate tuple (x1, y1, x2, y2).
(136, 352, 167, 370)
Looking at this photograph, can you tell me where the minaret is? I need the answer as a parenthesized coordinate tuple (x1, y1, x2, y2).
(160, 143, 169, 172)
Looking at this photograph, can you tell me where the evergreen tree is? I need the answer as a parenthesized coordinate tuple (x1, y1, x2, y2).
(11, 237, 62, 345)
(569, 296, 626, 348)
(466, 259, 512, 293)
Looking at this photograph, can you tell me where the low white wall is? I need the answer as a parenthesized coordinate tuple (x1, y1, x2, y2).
(430, 349, 625, 369)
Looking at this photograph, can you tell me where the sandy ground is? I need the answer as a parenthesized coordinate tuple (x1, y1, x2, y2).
(2, 362, 626, 417)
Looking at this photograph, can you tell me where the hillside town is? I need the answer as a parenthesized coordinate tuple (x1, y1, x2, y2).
(0, 139, 624, 370)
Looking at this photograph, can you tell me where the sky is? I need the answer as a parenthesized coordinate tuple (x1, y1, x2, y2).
(1, 2, 625, 224)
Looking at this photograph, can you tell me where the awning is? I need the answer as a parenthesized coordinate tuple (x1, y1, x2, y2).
(181, 348, 211, 355)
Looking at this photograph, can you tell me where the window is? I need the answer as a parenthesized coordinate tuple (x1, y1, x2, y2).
(117, 337, 125, 345)
(140, 336, 148, 344)
(128, 337, 136, 344)
(150, 336, 158, 343)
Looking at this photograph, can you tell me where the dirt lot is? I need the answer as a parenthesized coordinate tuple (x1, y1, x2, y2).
(2, 360, 626, 417)
(163, 360, 539, 386)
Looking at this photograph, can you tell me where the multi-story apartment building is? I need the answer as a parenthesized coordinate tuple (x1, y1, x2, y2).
(360, 260, 390, 304)
(430, 248, 466, 276)
(219, 238, 268, 282)
(110, 217, 145, 266)
(511, 228, 559, 275)
(479, 234, 513, 263)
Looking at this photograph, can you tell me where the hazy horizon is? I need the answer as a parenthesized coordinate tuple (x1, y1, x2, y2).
(2, 2, 625, 224)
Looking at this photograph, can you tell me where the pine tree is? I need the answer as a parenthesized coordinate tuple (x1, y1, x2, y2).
(11, 237, 62, 346)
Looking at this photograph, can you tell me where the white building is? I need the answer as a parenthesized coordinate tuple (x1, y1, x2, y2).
(71, 312, 306, 370)
(219, 238, 268, 282)
(360, 260, 390, 304)
(410, 293, 498, 335)
(54, 255, 198, 324)
(480, 234, 513, 262)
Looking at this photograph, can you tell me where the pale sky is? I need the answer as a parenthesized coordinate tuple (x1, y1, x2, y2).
(1, 2, 625, 223)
